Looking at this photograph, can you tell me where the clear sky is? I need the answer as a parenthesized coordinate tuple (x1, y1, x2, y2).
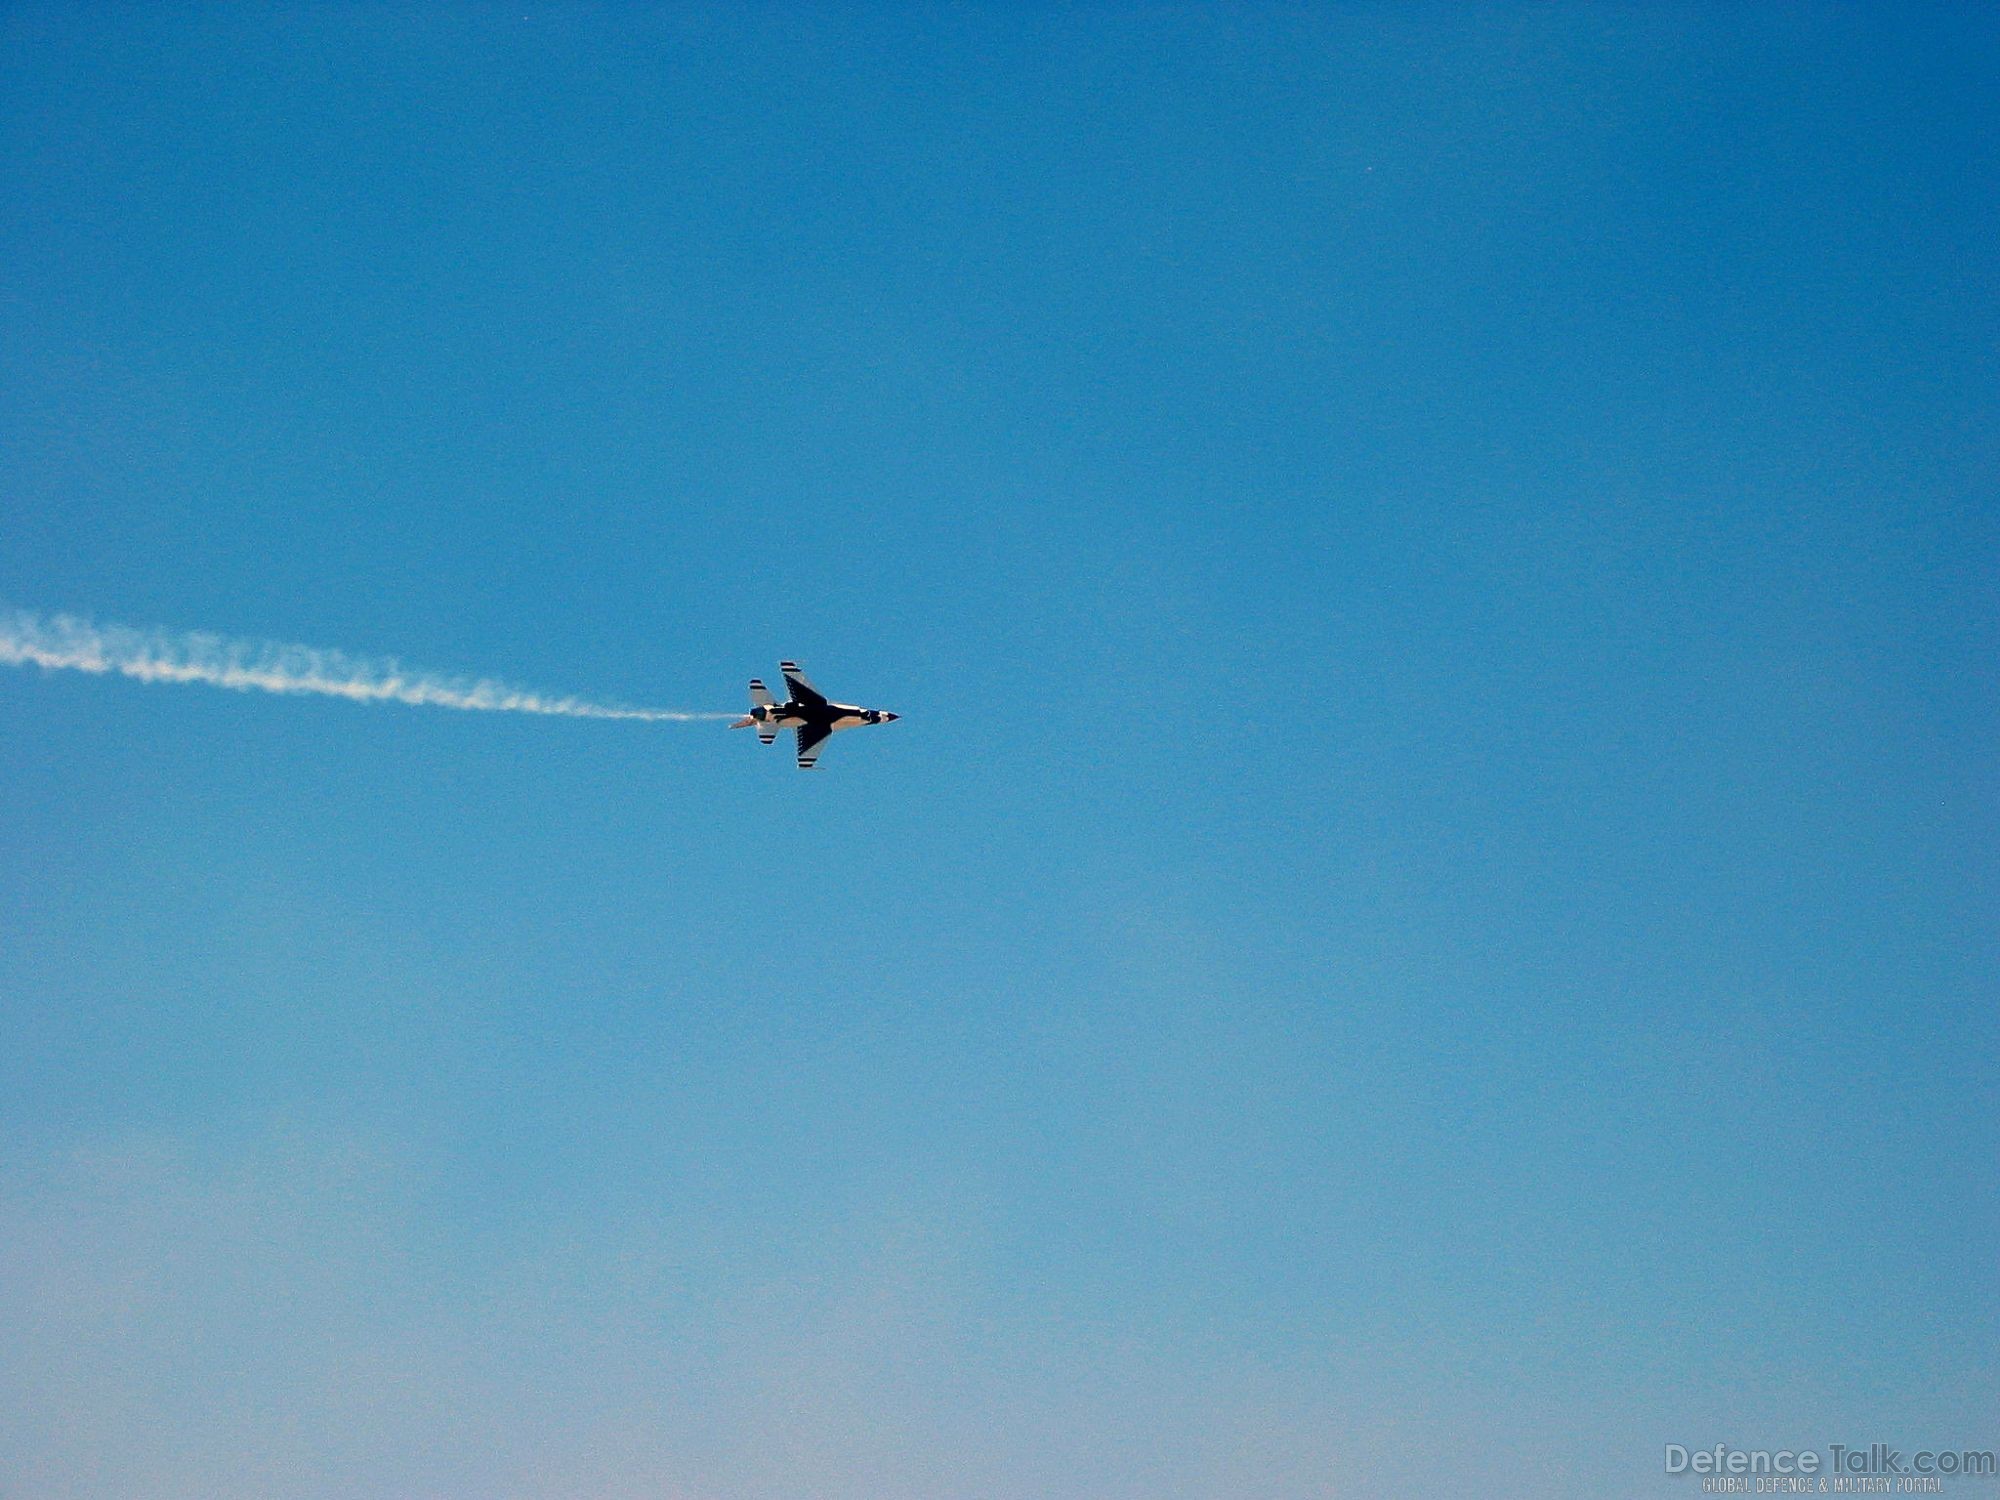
(1, 6, 1994, 1497)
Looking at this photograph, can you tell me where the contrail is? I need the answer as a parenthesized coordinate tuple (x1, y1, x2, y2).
(0, 607, 733, 723)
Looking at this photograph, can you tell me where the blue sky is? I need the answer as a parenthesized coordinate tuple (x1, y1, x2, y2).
(1, 6, 1994, 1497)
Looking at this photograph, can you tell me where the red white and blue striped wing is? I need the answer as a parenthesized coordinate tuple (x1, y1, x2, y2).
(794, 721, 832, 770)
(779, 661, 827, 708)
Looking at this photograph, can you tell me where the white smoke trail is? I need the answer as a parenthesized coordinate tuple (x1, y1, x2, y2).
(0, 608, 734, 723)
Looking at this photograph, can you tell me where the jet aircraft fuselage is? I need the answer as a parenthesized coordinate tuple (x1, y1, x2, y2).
(730, 661, 897, 769)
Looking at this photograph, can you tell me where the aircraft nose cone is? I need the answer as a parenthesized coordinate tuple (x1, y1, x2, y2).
(882, 712, 899, 722)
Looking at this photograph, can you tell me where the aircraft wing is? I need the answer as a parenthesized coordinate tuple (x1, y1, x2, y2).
(779, 660, 827, 708)
(794, 721, 832, 770)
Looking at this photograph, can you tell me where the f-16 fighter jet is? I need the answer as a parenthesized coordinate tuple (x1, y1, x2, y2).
(730, 661, 899, 769)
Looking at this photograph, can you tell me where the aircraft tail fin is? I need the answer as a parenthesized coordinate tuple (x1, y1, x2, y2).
(748, 678, 776, 709)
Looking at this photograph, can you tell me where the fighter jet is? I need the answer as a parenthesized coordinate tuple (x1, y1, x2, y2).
(730, 661, 898, 769)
